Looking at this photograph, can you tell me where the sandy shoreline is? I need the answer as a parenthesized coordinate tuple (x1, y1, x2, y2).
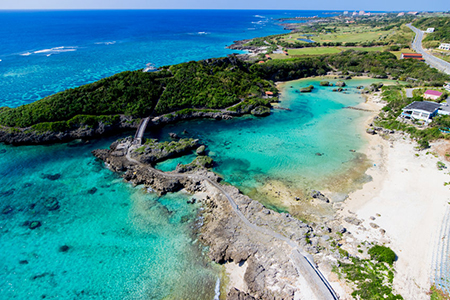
(223, 90, 450, 298)
(335, 93, 450, 298)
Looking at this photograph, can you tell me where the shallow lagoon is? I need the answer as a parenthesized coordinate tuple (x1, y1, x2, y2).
(151, 78, 396, 215)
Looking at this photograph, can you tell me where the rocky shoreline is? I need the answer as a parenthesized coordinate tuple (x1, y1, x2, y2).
(91, 138, 339, 299)
(0, 102, 273, 145)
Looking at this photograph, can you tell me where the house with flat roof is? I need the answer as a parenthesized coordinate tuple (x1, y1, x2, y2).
(426, 28, 435, 33)
(401, 53, 424, 61)
(401, 101, 441, 122)
(424, 90, 443, 100)
(439, 43, 450, 51)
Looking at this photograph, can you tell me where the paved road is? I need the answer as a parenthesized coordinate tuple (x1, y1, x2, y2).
(125, 147, 339, 300)
(407, 24, 450, 75)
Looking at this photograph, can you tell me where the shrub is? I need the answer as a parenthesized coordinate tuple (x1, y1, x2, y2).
(368, 245, 396, 265)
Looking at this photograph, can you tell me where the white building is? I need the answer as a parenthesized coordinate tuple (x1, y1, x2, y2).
(401, 101, 441, 122)
(343, 11, 348, 15)
(397, 12, 405, 17)
(426, 28, 435, 33)
(359, 10, 365, 16)
(439, 43, 450, 51)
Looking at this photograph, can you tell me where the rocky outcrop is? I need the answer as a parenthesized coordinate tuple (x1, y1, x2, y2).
(130, 138, 199, 165)
(336, 81, 346, 87)
(92, 138, 315, 299)
(250, 106, 271, 117)
(227, 288, 256, 300)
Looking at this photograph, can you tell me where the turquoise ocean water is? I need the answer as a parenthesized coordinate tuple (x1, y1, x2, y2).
(0, 9, 385, 299)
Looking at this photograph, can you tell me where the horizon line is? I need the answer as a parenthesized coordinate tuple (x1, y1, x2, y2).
(0, 8, 444, 12)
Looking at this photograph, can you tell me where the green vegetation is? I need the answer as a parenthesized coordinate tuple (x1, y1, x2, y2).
(368, 245, 396, 265)
(0, 71, 166, 128)
(430, 285, 450, 300)
(374, 85, 450, 148)
(413, 17, 450, 45)
(334, 245, 402, 299)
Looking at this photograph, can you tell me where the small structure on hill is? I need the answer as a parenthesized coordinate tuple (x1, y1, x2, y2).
(439, 43, 450, 51)
(265, 91, 274, 98)
(265, 54, 271, 59)
(424, 90, 443, 100)
(426, 28, 435, 33)
(401, 53, 424, 61)
(401, 101, 441, 122)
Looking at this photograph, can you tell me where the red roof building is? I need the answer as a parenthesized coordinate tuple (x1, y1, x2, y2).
(265, 54, 271, 59)
(424, 90, 443, 100)
(401, 53, 424, 61)
(265, 91, 274, 95)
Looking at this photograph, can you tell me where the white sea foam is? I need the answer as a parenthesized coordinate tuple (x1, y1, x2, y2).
(20, 52, 32, 56)
(95, 41, 116, 45)
(254, 15, 265, 18)
(34, 46, 77, 54)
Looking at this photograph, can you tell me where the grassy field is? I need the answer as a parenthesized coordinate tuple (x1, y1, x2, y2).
(431, 50, 450, 63)
(281, 24, 414, 46)
(286, 46, 387, 56)
(287, 47, 342, 55)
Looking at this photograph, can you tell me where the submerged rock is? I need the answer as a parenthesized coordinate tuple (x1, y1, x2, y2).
(2, 205, 13, 214)
(28, 221, 42, 230)
(42, 173, 61, 181)
(336, 81, 346, 87)
(0, 189, 15, 196)
(87, 187, 98, 195)
(42, 197, 60, 211)
(59, 245, 70, 252)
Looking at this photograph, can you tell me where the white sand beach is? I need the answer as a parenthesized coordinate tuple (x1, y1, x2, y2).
(336, 94, 450, 298)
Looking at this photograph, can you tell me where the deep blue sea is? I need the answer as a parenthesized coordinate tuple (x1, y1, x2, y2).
(0, 10, 370, 299)
(0, 9, 331, 107)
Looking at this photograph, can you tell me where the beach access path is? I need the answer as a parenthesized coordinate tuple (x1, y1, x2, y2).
(124, 145, 339, 300)
(407, 24, 450, 75)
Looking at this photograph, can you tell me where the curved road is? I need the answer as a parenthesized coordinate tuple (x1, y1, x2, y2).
(125, 147, 339, 299)
(407, 24, 450, 75)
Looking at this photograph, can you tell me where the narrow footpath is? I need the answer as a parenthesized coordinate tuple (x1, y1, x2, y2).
(125, 145, 339, 300)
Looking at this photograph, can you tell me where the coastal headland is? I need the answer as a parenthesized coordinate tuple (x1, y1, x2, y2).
(3, 12, 450, 299)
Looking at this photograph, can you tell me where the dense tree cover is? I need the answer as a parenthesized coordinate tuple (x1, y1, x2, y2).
(249, 57, 330, 81)
(413, 17, 450, 43)
(154, 58, 273, 114)
(0, 71, 167, 128)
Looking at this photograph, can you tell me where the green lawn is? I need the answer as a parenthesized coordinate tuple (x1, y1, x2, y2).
(343, 46, 387, 52)
(287, 47, 342, 55)
(286, 29, 391, 44)
(286, 46, 386, 57)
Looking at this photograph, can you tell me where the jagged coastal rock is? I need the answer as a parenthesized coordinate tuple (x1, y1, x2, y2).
(92, 138, 319, 299)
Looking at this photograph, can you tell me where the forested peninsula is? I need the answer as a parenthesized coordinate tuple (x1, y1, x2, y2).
(0, 50, 448, 144)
